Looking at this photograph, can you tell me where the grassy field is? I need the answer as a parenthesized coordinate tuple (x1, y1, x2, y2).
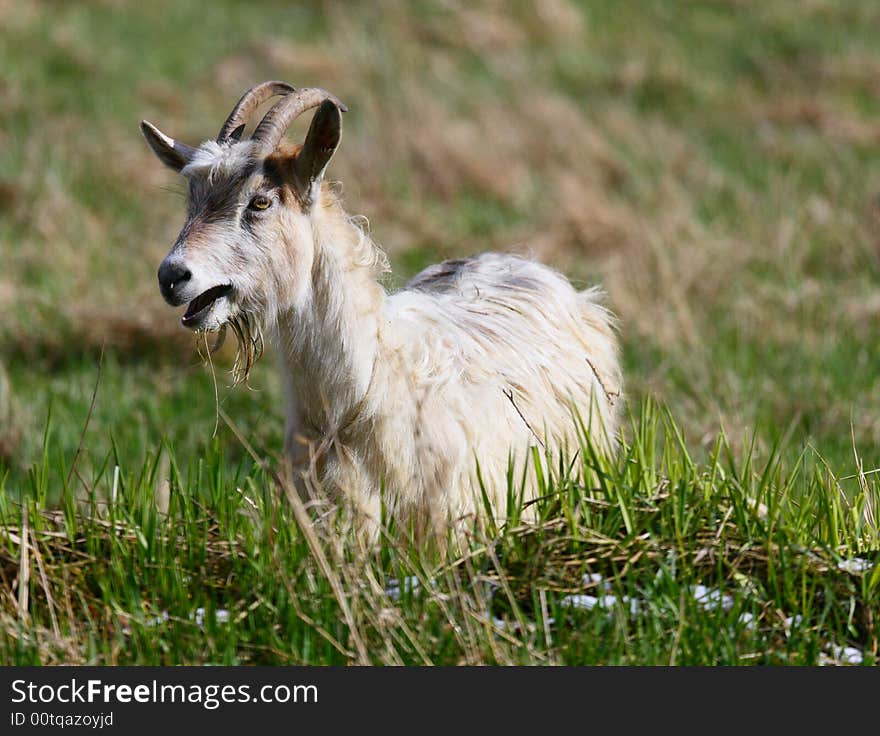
(1, 0, 879, 664)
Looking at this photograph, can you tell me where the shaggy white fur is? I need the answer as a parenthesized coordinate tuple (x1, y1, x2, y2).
(145, 96, 623, 541)
(275, 195, 622, 537)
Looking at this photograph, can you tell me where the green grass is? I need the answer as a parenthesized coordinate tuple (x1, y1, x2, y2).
(2, 1, 880, 664)
(1, 402, 876, 665)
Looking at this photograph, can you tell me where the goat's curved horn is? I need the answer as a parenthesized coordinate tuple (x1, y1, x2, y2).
(216, 81, 296, 143)
(250, 87, 347, 154)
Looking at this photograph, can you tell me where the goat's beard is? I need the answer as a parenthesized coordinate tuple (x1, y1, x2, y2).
(199, 311, 265, 386)
(227, 312, 265, 385)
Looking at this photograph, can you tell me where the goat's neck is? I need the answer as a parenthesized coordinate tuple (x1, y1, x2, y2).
(275, 213, 384, 436)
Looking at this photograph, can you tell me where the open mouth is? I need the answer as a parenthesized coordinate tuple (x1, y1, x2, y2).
(181, 284, 233, 327)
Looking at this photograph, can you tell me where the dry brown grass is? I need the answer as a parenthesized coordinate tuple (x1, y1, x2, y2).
(5, 2, 652, 350)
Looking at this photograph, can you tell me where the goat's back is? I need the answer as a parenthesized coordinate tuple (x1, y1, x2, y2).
(370, 252, 622, 526)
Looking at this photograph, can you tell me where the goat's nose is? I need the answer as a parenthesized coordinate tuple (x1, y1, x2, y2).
(157, 260, 192, 306)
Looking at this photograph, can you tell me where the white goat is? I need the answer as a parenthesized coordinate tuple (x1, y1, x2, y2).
(141, 81, 622, 539)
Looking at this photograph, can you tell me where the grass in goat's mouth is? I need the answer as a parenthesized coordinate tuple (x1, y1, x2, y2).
(182, 284, 232, 325)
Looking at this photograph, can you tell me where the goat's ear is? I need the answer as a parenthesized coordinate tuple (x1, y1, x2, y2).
(293, 100, 343, 205)
(140, 120, 196, 173)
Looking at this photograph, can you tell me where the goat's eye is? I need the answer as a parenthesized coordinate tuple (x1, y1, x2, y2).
(249, 195, 272, 211)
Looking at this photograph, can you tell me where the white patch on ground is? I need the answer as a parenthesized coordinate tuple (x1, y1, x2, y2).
(559, 594, 600, 610)
(691, 584, 734, 612)
(821, 643, 864, 666)
(559, 593, 640, 616)
(192, 607, 230, 628)
(385, 576, 420, 601)
(559, 581, 757, 628)
(583, 573, 610, 590)
(146, 611, 170, 627)
(783, 614, 803, 636)
(145, 608, 230, 628)
(836, 557, 873, 574)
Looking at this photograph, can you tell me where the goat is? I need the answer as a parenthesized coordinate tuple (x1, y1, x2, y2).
(141, 81, 623, 540)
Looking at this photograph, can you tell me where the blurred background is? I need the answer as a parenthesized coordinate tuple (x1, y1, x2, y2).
(1, 0, 879, 489)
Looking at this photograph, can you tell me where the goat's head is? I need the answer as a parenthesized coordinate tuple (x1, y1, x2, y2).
(141, 82, 347, 354)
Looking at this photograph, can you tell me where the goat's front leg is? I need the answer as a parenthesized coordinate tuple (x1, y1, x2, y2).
(281, 378, 381, 545)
